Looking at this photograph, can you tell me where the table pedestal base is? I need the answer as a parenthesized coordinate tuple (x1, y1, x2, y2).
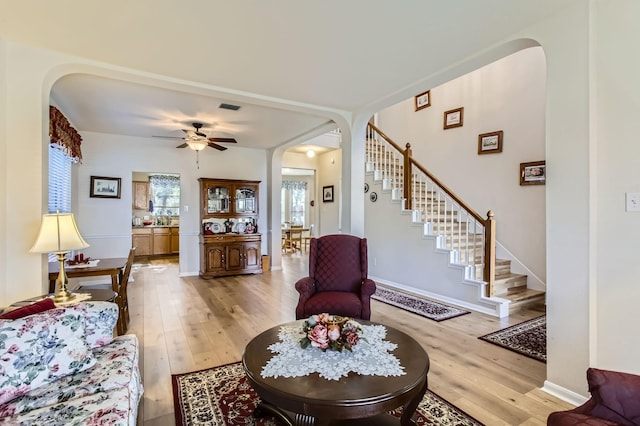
(255, 379, 426, 426)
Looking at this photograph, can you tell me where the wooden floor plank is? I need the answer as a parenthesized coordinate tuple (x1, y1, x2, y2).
(129, 253, 574, 425)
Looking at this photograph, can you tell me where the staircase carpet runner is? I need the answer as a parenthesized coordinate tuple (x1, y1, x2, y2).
(478, 315, 546, 363)
(372, 285, 470, 322)
(172, 361, 485, 426)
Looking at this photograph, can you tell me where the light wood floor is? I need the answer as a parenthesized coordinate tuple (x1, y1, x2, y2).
(129, 254, 573, 426)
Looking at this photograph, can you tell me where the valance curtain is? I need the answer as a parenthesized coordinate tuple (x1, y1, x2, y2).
(282, 181, 308, 191)
(49, 106, 83, 163)
(149, 175, 180, 188)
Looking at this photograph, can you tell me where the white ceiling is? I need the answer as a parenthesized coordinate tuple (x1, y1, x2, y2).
(0, 1, 574, 152)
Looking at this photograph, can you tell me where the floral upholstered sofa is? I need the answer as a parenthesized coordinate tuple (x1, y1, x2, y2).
(0, 300, 143, 425)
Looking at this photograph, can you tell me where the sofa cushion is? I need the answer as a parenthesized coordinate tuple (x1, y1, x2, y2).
(587, 368, 640, 425)
(81, 301, 118, 349)
(0, 298, 55, 320)
(0, 305, 96, 405)
(0, 334, 142, 421)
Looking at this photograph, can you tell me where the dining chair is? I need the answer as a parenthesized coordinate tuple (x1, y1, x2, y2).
(80, 247, 135, 335)
(302, 224, 314, 252)
(288, 226, 303, 252)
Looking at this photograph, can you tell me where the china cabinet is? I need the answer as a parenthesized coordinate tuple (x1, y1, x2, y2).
(198, 178, 262, 278)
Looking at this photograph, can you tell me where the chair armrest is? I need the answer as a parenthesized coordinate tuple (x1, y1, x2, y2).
(295, 277, 316, 299)
(361, 279, 377, 297)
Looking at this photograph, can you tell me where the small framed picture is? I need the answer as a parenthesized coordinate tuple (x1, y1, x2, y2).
(90, 176, 122, 198)
(414, 90, 431, 111)
(322, 185, 334, 203)
(443, 107, 464, 129)
(478, 131, 503, 155)
(520, 161, 546, 185)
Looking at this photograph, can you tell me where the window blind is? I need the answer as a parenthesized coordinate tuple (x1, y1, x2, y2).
(48, 144, 73, 214)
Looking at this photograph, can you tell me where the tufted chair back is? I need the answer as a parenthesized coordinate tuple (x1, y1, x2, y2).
(309, 234, 368, 293)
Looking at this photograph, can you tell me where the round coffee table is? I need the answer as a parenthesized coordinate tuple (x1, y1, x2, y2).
(242, 320, 429, 426)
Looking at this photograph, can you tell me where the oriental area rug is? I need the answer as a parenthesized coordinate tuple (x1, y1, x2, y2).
(372, 286, 470, 322)
(479, 315, 546, 363)
(172, 362, 485, 426)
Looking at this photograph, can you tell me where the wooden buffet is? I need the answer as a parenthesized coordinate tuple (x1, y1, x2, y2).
(199, 178, 262, 278)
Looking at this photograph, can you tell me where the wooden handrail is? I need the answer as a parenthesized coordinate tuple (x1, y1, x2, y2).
(367, 122, 496, 296)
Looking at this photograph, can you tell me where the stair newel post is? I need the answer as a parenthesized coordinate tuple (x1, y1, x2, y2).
(404, 143, 412, 210)
(483, 210, 496, 297)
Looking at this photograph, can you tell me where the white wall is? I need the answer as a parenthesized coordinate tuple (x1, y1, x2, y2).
(317, 149, 342, 235)
(375, 47, 547, 285)
(76, 131, 268, 275)
(0, 35, 7, 304)
(592, 0, 640, 374)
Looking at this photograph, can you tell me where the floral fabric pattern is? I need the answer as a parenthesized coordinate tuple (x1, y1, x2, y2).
(0, 305, 96, 404)
(0, 335, 142, 425)
(81, 302, 117, 349)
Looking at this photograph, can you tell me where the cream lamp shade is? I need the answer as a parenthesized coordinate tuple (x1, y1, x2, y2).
(30, 212, 89, 303)
(30, 212, 89, 254)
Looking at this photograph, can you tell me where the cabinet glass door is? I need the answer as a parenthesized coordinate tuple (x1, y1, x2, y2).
(207, 186, 230, 214)
(235, 187, 256, 214)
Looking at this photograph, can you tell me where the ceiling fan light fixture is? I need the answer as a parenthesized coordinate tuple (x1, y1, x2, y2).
(187, 140, 208, 151)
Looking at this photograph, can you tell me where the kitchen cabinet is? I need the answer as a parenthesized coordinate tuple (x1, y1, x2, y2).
(199, 178, 259, 219)
(132, 181, 150, 210)
(132, 226, 179, 257)
(200, 234, 262, 278)
(170, 227, 180, 254)
(152, 227, 171, 255)
(132, 228, 152, 256)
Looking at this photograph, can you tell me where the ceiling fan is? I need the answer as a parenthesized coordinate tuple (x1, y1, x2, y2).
(154, 122, 237, 151)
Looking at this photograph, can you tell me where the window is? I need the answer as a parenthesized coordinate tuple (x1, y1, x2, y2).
(281, 180, 307, 226)
(149, 175, 180, 217)
(48, 144, 73, 214)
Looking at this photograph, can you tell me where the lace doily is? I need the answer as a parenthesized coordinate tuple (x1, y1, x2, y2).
(260, 324, 405, 380)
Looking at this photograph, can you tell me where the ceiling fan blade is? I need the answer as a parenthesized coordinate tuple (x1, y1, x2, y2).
(153, 135, 185, 140)
(182, 129, 197, 137)
(208, 142, 228, 151)
(176, 143, 188, 148)
(195, 131, 207, 138)
(209, 137, 237, 144)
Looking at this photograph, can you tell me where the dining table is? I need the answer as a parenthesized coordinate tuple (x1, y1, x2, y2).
(281, 227, 310, 252)
(48, 257, 127, 294)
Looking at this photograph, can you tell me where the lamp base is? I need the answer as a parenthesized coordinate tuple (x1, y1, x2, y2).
(52, 289, 76, 304)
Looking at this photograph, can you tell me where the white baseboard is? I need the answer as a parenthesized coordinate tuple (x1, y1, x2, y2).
(541, 380, 588, 407)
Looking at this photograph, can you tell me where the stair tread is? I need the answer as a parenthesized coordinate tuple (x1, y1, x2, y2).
(501, 288, 545, 303)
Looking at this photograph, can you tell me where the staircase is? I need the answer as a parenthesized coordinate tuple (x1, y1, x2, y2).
(365, 123, 545, 315)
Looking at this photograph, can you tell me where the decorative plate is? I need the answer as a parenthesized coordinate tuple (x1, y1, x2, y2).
(364, 183, 369, 193)
(211, 223, 222, 233)
(236, 222, 246, 233)
(370, 192, 378, 202)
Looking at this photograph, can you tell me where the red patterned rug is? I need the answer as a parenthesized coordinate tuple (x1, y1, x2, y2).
(372, 286, 470, 322)
(479, 315, 546, 363)
(172, 362, 484, 425)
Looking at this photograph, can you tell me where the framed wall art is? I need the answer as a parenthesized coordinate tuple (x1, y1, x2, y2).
(414, 90, 431, 111)
(322, 185, 334, 202)
(90, 176, 122, 198)
(520, 161, 546, 185)
(443, 107, 464, 129)
(478, 131, 503, 155)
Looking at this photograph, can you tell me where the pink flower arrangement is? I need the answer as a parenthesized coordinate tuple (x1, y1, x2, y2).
(299, 313, 363, 352)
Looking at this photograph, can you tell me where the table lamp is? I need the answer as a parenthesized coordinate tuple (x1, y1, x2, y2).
(30, 212, 89, 303)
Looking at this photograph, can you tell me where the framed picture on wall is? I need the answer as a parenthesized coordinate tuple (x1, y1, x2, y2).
(414, 90, 431, 111)
(520, 161, 546, 185)
(443, 107, 464, 129)
(322, 185, 334, 203)
(478, 131, 503, 154)
(90, 176, 121, 199)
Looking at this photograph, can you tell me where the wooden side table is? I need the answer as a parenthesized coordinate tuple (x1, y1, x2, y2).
(10, 288, 117, 307)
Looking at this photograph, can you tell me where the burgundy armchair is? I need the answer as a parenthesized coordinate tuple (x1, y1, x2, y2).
(295, 234, 376, 320)
(547, 368, 640, 426)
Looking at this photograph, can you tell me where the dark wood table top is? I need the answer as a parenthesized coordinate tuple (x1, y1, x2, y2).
(10, 288, 117, 307)
(242, 320, 429, 425)
(48, 257, 127, 276)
